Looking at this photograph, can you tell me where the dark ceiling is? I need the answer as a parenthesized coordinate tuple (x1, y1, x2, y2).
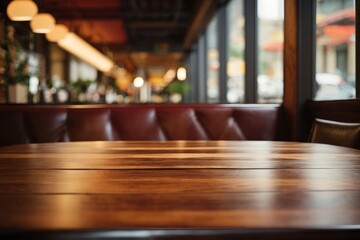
(39, 0, 202, 52)
(3, 0, 223, 70)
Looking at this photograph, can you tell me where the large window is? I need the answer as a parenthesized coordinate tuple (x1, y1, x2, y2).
(227, 0, 245, 103)
(315, 0, 356, 100)
(186, 0, 357, 104)
(257, 0, 284, 103)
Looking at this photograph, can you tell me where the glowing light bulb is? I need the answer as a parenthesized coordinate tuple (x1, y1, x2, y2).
(134, 77, 144, 88)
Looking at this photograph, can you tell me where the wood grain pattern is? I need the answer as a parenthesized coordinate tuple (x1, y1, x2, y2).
(1, 141, 360, 239)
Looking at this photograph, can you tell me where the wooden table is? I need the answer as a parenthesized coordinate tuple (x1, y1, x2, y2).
(1, 141, 360, 239)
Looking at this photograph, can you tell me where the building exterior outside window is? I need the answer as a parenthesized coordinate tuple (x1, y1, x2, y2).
(315, 0, 356, 100)
(257, 0, 284, 103)
(206, 17, 220, 102)
(227, 0, 245, 103)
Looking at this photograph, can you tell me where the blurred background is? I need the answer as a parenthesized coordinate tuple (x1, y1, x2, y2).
(0, 0, 356, 104)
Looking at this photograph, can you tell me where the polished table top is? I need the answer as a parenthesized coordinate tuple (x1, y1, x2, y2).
(1, 141, 360, 239)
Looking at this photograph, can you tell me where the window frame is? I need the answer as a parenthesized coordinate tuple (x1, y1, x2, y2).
(185, 0, 359, 103)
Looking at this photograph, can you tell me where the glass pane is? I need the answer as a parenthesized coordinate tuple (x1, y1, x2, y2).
(227, 0, 245, 103)
(315, 0, 356, 100)
(257, 0, 284, 103)
(207, 17, 220, 102)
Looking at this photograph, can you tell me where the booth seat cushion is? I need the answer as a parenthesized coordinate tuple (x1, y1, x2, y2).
(0, 104, 284, 146)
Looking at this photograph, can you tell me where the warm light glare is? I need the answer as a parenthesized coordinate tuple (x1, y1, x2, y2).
(30, 13, 55, 33)
(7, 0, 38, 21)
(46, 24, 69, 42)
(177, 67, 187, 81)
(164, 69, 176, 83)
(58, 32, 114, 73)
(134, 77, 144, 88)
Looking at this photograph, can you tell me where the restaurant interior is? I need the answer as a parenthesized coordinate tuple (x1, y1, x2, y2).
(0, 0, 358, 141)
(0, 0, 360, 239)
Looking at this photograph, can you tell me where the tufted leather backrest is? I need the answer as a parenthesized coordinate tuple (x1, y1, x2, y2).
(0, 104, 284, 146)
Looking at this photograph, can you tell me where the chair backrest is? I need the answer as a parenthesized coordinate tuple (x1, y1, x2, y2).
(309, 118, 360, 149)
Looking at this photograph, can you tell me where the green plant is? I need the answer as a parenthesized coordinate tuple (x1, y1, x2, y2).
(71, 79, 93, 93)
(4, 26, 30, 86)
(6, 58, 29, 85)
(108, 76, 121, 94)
(166, 80, 191, 95)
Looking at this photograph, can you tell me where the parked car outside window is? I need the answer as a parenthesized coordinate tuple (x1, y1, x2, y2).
(315, 73, 355, 100)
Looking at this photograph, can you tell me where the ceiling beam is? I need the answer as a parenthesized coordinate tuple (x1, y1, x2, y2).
(182, 0, 223, 49)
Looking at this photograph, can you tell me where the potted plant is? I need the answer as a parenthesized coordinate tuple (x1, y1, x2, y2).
(164, 80, 191, 103)
(70, 79, 93, 103)
(5, 26, 29, 103)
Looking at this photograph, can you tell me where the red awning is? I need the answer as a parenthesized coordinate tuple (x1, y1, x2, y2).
(318, 25, 355, 45)
(262, 41, 283, 51)
(323, 25, 355, 36)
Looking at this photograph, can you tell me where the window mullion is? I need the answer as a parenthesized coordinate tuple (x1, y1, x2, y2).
(218, 4, 229, 103)
(244, 0, 258, 103)
(356, 0, 360, 98)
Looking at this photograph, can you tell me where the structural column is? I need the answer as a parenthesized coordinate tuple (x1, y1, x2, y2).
(283, 0, 315, 141)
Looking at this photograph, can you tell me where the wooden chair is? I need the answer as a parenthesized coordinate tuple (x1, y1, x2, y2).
(309, 118, 360, 149)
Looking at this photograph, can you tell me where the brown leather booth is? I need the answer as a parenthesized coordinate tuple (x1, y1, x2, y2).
(0, 104, 284, 146)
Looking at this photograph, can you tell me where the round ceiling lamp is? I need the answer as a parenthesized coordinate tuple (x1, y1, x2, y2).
(30, 13, 56, 34)
(46, 24, 69, 42)
(7, 0, 38, 21)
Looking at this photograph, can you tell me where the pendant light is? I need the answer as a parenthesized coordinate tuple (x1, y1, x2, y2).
(6, 0, 38, 21)
(30, 13, 55, 34)
(46, 24, 69, 42)
(176, 66, 187, 81)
